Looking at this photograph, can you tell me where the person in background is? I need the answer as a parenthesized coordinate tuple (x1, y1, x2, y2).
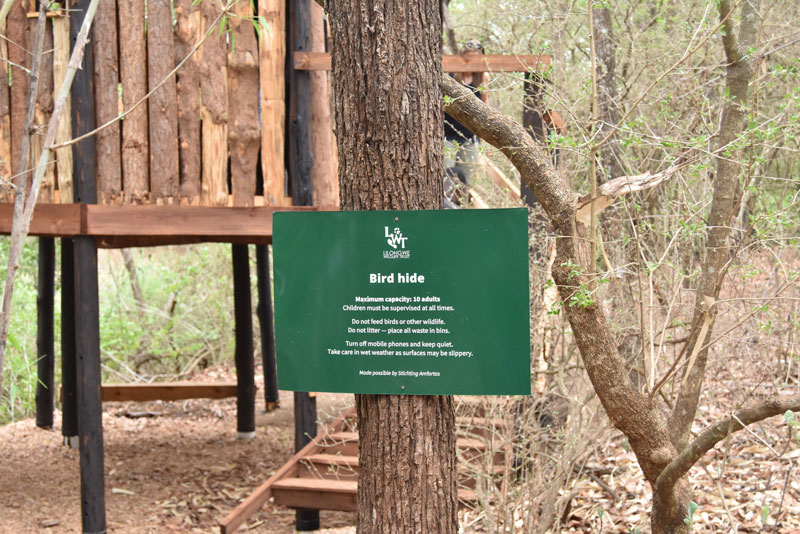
(444, 39, 489, 207)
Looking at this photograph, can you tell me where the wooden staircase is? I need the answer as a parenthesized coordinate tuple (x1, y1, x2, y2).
(219, 407, 510, 533)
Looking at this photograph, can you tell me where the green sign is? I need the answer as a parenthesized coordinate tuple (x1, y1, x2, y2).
(273, 208, 531, 395)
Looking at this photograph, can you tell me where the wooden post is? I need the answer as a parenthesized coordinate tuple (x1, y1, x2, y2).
(227, 0, 260, 207)
(53, 14, 74, 203)
(0, 11, 11, 202)
(71, 1, 106, 530)
(308, 0, 337, 206)
(148, 0, 179, 203)
(94, 0, 122, 203)
(35, 237, 55, 429)
(60, 239, 78, 444)
(255, 245, 279, 410)
(118, 0, 149, 201)
(232, 244, 256, 439)
(294, 391, 320, 531)
(175, 0, 202, 202)
(73, 236, 106, 533)
(287, 0, 313, 205)
(259, 0, 287, 206)
(288, 0, 318, 528)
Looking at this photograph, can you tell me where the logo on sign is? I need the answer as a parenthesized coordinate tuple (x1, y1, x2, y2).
(383, 226, 410, 259)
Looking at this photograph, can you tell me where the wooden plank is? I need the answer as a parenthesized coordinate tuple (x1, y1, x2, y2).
(101, 382, 238, 402)
(308, 0, 337, 206)
(258, 0, 286, 207)
(8, 0, 29, 182)
(52, 14, 73, 203)
(32, 16, 55, 202)
(147, 0, 179, 202)
(0, 202, 82, 235)
(271, 478, 357, 512)
(294, 52, 551, 73)
(174, 0, 202, 202)
(93, 0, 122, 203)
(199, 1, 228, 206)
(227, 0, 260, 207)
(85, 205, 279, 238)
(0, 13, 11, 201)
(118, 0, 149, 201)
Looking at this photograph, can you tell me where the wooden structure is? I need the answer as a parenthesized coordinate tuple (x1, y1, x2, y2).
(219, 408, 509, 533)
(0, 0, 554, 531)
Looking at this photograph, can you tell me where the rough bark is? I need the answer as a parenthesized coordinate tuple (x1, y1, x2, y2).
(258, 0, 286, 206)
(53, 15, 73, 202)
(175, 0, 202, 201)
(227, 0, 260, 207)
(118, 0, 149, 201)
(94, 0, 121, 202)
(8, 0, 28, 180)
(147, 0, 179, 202)
(327, 1, 457, 532)
(669, 0, 761, 451)
(199, 0, 228, 206)
(32, 15, 54, 202)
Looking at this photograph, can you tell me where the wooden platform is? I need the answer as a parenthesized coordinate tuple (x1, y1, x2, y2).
(219, 409, 509, 534)
(0, 203, 329, 247)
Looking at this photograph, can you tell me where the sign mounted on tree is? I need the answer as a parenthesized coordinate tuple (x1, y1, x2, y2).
(273, 208, 531, 395)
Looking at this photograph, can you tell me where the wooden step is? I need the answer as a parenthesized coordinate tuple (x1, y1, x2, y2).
(271, 477, 478, 512)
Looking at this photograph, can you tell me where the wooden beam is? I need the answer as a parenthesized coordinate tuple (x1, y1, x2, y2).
(232, 245, 256, 437)
(294, 51, 551, 73)
(102, 382, 238, 402)
(60, 239, 78, 441)
(255, 245, 280, 409)
(0, 203, 82, 236)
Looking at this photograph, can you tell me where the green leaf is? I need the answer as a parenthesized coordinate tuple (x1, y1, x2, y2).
(761, 505, 770, 525)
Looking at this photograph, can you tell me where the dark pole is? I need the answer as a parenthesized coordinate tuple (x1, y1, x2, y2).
(255, 244, 279, 411)
(287, 0, 318, 529)
(521, 72, 545, 207)
(232, 244, 256, 438)
(35, 237, 55, 429)
(60, 239, 78, 444)
(71, 0, 106, 530)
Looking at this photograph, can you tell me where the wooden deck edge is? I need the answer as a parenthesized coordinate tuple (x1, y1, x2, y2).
(294, 51, 551, 73)
(0, 203, 338, 245)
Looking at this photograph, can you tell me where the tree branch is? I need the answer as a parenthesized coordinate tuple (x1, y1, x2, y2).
(656, 397, 800, 497)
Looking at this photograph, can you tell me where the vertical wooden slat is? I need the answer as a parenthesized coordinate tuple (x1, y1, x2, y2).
(94, 0, 122, 203)
(118, 0, 148, 201)
(199, 1, 228, 206)
(8, 0, 29, 182)
(61, 238, 77, 439)
(175, 0, 202, 202)
(53, 14, 73, 203)
(309, 0, 337, 206)
(32, 18, 55, 203)
(259, 0, 286, 206)
(287, 0, 313, 206)
(228, 0, 260, 207)
(147, 0, 179, 203)
(0, 16, 12, 201)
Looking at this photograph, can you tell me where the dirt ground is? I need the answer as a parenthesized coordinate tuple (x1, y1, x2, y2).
(0, 369, 357, 534)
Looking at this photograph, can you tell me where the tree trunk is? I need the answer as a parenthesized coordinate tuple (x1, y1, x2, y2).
(327, 1, 458, 532)
(591, 4, 623, 181)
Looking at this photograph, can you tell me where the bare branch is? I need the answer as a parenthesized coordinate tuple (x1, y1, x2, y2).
(656, 397, 800, 497)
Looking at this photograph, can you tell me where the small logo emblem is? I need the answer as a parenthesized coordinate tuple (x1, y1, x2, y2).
(385, 227, 408, 249)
